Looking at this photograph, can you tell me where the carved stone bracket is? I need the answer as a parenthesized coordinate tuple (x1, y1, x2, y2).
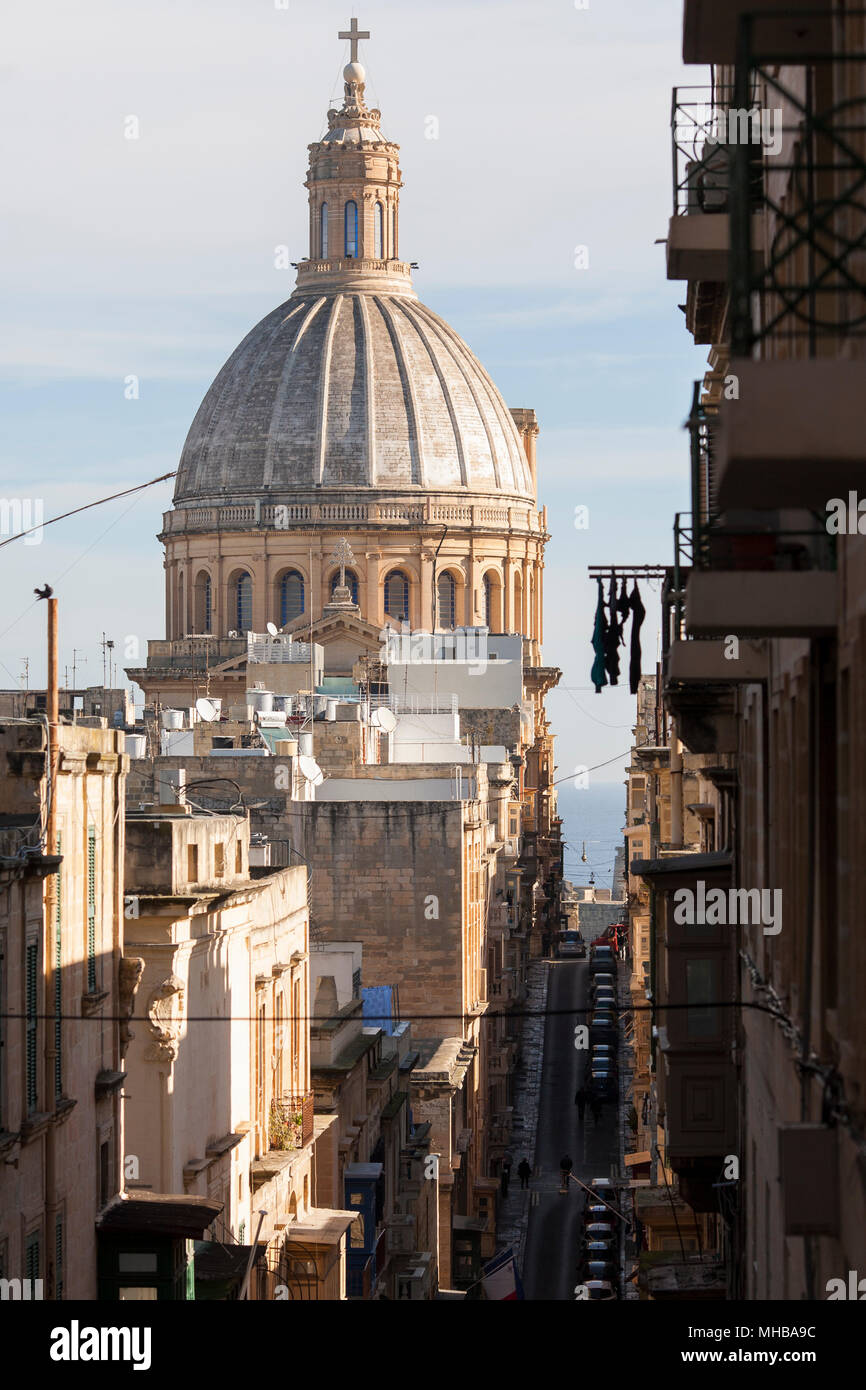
(143, 973, 185, 1063)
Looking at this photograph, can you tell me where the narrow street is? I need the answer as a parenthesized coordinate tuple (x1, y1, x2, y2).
(521, 958, 620, 1301)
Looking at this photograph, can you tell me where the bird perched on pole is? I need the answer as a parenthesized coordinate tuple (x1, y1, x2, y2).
(34, 584, 53, 600)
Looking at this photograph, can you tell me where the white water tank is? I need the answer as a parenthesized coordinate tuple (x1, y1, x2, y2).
(162, 709, 183, 730)
(298, 732, 313, 756)
(125, 733, 147, 759)
(326, 699, 338, 721)
(246, 689, 274, 713)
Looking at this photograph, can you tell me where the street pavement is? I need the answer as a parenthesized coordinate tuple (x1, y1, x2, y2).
(520, 957, 620, 1300)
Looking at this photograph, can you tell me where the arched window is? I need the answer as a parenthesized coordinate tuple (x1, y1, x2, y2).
(279, 571, 305, 626)
(374, 201, 384, 259)
(233, 572, 252, 633)
(320, 202, 328, 258)
(331, 568, 359, 604)
(437, 572, 456, 629)
(483, 574, 492, 629)
(391, 205, 397, 258)
(344, 200, 358, 258)
(513, 572, 524, 635)
(384, 569, 409, 622)
(177, 570, 185, 636)
(194, 571, 212, 633)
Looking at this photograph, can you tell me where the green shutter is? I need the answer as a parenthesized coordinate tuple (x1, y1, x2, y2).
(25, 941, 38, 1111)
(55, 1214, 63, 1300)
(25, 1231, 40, 1283)
(86, 827, 96, 992)
(54, 834, 62, 1097)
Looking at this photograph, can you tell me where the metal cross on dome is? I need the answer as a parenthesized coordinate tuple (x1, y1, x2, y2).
(339, 17, 370, 63)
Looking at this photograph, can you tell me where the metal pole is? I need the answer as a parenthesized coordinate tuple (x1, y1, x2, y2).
(239, 1208, 268, 1300)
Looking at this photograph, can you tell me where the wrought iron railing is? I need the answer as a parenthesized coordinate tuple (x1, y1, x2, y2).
(671, 84, 764, 217)
(730, 10, 866, 353)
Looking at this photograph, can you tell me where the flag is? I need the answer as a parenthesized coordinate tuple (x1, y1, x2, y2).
(482, 1247, 524, 1300)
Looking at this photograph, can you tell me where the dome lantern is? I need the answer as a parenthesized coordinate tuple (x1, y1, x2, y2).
(298, 17, 410, 295)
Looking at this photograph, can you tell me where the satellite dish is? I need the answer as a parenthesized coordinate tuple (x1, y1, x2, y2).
(196, 698, 217, 723)
(299, 756, 324, 786)
(266, 622, 278, 636)
(376, 708, 397, 733)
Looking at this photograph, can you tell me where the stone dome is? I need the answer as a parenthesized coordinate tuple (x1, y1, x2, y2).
(172, 290, 534, 506)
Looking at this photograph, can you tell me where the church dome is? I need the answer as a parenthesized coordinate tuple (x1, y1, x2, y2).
(173, 289, 534, 505)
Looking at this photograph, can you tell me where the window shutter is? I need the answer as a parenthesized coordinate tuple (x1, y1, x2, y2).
(87, 827, 96, 992)
(25, 941, 38, 1111)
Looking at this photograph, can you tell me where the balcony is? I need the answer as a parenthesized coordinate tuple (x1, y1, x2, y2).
(268, 1091, 315, 1151)
(666, 638, 768, 684)
(715, 360, 866, 511)
(682, 0, 831, 65)
(686, 570, 836, 637)
(667, 88, 764, 291)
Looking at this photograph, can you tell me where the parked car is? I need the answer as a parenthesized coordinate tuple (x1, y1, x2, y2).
(584, 1280, 617, 1301)
(593, 990, 617, 1010)
(579, 1258, 617, 1284)
(590, 1074, 618, 1102)
(583, 1222, 616, 1242)
(589, 945, 616, 973)
(589, 1013, 618, 1042)
(583, 1203, 611, 1223)
(591, 1043, 617, 1061)
(557, 930, 586, 959)
(590, 973, 616, 996)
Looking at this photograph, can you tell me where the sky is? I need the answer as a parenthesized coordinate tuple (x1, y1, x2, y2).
(1, 0, 707, 796)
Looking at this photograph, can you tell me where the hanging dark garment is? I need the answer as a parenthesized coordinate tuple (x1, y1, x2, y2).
(591, 578, 608, 692)
(604, 575, 620, 685)
(629, 582, 646, 695)
(616, 578, 630, 638)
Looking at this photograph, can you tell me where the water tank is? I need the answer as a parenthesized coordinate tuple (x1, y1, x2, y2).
(298, 732, 313, 756)
(326, 699, 338, 722)
(246, 689, 274, 713)
(162, 709, 183, 730)
(125, 733, 147, 759)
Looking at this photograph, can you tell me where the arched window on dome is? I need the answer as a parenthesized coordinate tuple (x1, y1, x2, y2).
(437, 572, 456, 630)
(331, 568, 359, 604)
(344, 200, 358, 258)
(391, 205, 397, 258)
(482, 571, 502, 633)
(320, 203, 328, 259)
(513, 571, 524, 636)
(279, 570, 305, 627)
(177, 570, 185, 636)
(384, 569, 409, 623)
(194, 571, 212, 633)
(374, 201, 384, 259)
(233, 571, 253, 633)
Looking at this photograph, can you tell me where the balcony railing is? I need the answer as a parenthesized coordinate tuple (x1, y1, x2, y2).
(729, 12, 866, 353)
(268, 1091, 314, 1150)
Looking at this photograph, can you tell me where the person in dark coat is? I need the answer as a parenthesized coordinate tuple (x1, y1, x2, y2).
(574, 1085, 588, 1124)
(517, 1158, 532, 1189)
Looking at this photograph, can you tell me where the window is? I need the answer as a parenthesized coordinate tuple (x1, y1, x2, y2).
(99, 1138, 112, 1209)
(214, 843, 225, 878)
(234, 572, 252, 632)
(194, 572, 212, 633)
(55, 833, 62, 1097)
(374, 201, 384, 258)
(384, 569, 409, 622)
(391, 205, 397, 257)
(25, 940, 38, 1111)
(235, 841, 243, 874)
(483, 574, 494, 629)
(331, 568, 359, 604)
(344, 200, 358, 258)
(320, 202, 328, 258)
(686, 959, 720, 1038)
(187, 844, 198, 882)
(279, 570, 305, 626)
(87, 826, 97, 993)
(437, 572, 456, 629)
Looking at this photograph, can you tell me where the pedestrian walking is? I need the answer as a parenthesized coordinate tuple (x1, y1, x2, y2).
(559, 1153, 573, 1192)
(500, 1157, 512, 1198)
(517, 1158, 532, 1190)
(574, 1085, 588, 1124)
(590, 1095, 603, 1126)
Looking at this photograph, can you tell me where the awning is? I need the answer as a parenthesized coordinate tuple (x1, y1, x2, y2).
(97, 1191, 222, 1239)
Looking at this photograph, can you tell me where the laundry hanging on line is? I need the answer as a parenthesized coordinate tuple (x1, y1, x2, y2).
(589, 575, 645, 695)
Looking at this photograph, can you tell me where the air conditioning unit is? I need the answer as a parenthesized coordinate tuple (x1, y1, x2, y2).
(685, 143, 729, 214)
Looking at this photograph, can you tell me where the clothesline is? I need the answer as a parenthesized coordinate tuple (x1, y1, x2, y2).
(590, 572, 646, 695)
